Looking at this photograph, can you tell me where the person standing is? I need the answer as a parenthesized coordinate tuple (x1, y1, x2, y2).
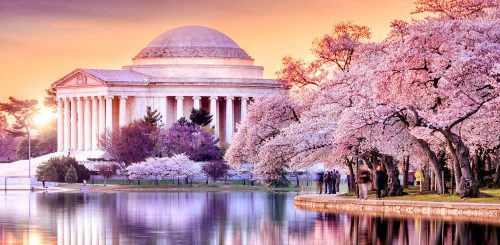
(335, 170, 341, 193)
(347, 174, 352, 193)
(408, 170, 415, 186)
(324, 172, 328, 194)
(415, 169, 423, 191)
(317, 172, 324, 194)
(358, 170, 370, 199)
(326, 171, 334, 194)
(375, 165, 384, 200)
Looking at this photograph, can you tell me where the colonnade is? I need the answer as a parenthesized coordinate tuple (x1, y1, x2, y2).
(57, 95, 250, 152)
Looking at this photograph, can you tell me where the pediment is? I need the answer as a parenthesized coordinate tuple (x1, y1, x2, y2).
(53, 70, 104, 88)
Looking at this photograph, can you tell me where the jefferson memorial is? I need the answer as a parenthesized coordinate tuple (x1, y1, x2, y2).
(53, 26, 284, 156)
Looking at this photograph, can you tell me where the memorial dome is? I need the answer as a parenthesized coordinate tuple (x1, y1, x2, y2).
(135, 26, 251, 59)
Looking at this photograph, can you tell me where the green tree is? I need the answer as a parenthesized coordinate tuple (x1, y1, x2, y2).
(64, 165, 78, 183)
(143, 106, 162, 126)
(189, 108, 212, 126)
(36, 156, 90, 182)
(43, 166, 58, 182)
(0, 97, 39, 137)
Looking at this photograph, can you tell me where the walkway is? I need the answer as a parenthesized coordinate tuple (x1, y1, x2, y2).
(295, 194, 500, 223)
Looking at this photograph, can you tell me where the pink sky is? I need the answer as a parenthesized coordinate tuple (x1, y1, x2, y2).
(0, 0, 415, 104)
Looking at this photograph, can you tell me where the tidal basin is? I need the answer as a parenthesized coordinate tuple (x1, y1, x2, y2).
(0, 191, 498, 244)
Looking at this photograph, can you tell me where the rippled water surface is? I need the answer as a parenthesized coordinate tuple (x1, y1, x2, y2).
(0, 191, 498, 244)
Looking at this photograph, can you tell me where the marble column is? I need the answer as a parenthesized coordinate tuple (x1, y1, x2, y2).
(57, 98, 63, 152)
(241, 97, 248, 122)
(77, 97, 84, 151)
(225, 96, 234, 144)
(210, 96, 218, 137)
(91, 97, 99, 150)
(193, 96, 201, 110)
(119, 96, 127, 127)
(160, 97, 167, 126)
(106, 96, 113, 132)
(176, 96, 184, 120)
(84, 97, 92, 151)
(98, 96, 106, 142)
(63, 98, 71, 152)
(70, 98, 77, 151)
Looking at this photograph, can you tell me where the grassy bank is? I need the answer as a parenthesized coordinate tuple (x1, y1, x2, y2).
(58, 179, 318, 193)
(338, 186, 500, 204)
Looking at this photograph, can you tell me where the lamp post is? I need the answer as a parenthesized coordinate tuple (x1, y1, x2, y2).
(28, 125, 31, 179)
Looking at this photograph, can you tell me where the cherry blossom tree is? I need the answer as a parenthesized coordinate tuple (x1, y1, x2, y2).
(373, 12, 499, 197)
(225, 94, 300, 181)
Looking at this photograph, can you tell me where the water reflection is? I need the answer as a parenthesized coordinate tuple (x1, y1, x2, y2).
(0, 191, 498, 244)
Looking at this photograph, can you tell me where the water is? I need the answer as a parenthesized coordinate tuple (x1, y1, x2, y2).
(0, 191, 498, 244)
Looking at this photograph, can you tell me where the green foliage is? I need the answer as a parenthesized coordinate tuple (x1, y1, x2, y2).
(64, 165, 78, 183)
(36, 156, 90, 183)
(143, 106, 162, 126)
(189, 108, 213, 126)
(0, 97, 39, 137)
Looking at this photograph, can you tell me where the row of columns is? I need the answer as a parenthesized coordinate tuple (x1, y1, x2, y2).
(57, 96, 114, 152)
(57, 95, 250, 152)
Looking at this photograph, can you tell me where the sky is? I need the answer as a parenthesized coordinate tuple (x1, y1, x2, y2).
(0, 0, 416, 106)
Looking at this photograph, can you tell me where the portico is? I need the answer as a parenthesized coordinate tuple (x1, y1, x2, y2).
(53, 26, 285, 157)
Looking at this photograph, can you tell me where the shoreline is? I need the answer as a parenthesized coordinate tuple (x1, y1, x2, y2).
(294, 194, 500, 224)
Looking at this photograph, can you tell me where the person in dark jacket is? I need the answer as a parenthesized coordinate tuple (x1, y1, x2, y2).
(326, 171, 334, 194)
(317, 172, 324, 194)
(375, 165, 385, 200)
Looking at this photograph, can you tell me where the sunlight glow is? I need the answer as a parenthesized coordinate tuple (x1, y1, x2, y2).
(33, 107, 56, 127)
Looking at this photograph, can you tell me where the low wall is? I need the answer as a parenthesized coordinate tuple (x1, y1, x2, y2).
(294, 194, 500, 224)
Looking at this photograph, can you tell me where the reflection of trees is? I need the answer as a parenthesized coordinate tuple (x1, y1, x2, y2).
(2, 192, 500, 244)
(266, 192, 287, 224)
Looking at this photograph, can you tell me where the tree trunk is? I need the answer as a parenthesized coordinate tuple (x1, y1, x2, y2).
(381, 154, 403, 196)
(493, 164, 500, 186)
(415, 138, 445, 194)
(295, 173, 300, 187)
(442, 131, 479, 198)
(346, 158, 355, 193)
(402, 155, 409, 189)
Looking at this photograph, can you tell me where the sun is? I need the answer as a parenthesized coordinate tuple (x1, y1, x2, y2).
(33, 107, 56, 127)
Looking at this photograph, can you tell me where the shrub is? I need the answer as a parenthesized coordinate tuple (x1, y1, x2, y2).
(64, 165, 78, 183)
(202, 160, 229, 182)
(36, 156, 90, 183)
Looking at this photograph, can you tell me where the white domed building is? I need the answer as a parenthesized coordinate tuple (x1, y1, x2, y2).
(52, 26, 285, 157)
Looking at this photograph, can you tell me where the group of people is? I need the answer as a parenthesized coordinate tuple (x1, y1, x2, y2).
(358, 165, 387, 199)
(316, 170, 341, 194)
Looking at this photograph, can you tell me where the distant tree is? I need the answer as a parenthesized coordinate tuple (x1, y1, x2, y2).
(64, 165, 78, 183)
(161, 118, 220, 161)
(96, 162, 119, 186)
(144, 106, 162, 127)
(99, 121, 155, 168)
(202, 160, 229, 182)
(0, 97, 39, 137)
(0, 134, 18, 162)
(43, 86, 57, 112)
(189, 108, 212, 126)
(16, 119, 57, 159)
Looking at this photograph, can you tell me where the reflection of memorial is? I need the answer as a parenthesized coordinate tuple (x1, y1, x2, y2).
(0, 192, 498, 244)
